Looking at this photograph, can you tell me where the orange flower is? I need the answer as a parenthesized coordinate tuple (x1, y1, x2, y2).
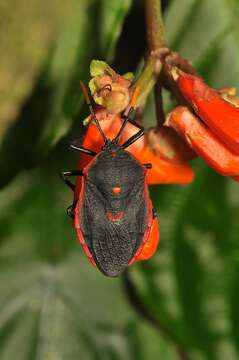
(166, 68, 239, 181)
(75, 105, 194, 201)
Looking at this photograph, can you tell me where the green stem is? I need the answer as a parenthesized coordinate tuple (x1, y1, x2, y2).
(122, 271, 191, 360)
(154, 78, 165, 125)
(144, 0, 167, 126)
(135, 57, 162, 108)
(145, 0, 166, 52)
(134, 0, 166, 109)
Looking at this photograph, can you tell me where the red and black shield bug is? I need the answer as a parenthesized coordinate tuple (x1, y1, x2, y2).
(61, 82, 159, 277)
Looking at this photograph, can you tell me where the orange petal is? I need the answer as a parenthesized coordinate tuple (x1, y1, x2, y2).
(133, 216, 160, 262)
(146, 126, 196, 164)
(176, 71, 239, 154)
(80, 107, 144, 158)
(166, 106, 239, 177)
(75, 106, 194, 191)
(134, 146, 194, 185)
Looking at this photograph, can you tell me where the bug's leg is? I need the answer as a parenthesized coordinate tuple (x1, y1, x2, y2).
(66, 201, 77, 218)
(121, 108, 144, 130)
(69, 142, 97, 156)
(127, 118, 144, 130)
(60, 170, 83, 191)
(60, 170, 83, 218)
(121, 129, 145, 149)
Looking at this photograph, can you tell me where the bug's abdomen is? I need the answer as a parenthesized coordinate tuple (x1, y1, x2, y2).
(79, 179, 147, 277)
(90, 222, 144, 277)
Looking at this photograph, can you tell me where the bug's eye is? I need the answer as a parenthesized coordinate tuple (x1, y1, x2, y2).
(112, 186, 121, 195)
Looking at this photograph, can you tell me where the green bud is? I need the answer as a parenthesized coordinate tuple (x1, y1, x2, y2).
(123, 72, 134, 81)
(90, 60, 113, 77)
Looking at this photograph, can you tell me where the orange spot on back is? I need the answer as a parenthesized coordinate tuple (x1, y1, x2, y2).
(112, 186, 121, 195)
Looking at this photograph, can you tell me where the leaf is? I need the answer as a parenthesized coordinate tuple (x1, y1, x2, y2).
(128, 1, 239, 359)
(0, 0, 89, 143)
(38, 0, 132, 153)
(0, 0, 132, 188)
(99, 0, 132, 61)
(165, 0, 239, 87)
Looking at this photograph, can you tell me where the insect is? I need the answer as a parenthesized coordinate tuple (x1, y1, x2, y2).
(61, 82, 160, 277)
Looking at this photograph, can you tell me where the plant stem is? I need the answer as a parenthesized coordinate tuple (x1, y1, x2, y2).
(154, 77, 165, 125)
(122, 271, 191, 360)
(145, 0, 168, 126)
(134, 0, 166, 109)
(135, 57, 162, 109)
(145, 0, 166, 52)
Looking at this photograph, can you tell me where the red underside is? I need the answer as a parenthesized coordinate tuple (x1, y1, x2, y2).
(106, 212, 124, 222)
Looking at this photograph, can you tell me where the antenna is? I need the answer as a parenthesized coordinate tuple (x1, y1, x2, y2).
(80, 80, 107, 143)
(114, 86, 140, 143)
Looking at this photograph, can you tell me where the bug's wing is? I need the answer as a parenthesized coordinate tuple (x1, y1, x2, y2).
(79, 180, 148, 277)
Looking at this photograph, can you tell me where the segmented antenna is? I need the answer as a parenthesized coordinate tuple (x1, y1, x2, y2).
(114, 86, 140, 143)
(80, 80, 107, 143)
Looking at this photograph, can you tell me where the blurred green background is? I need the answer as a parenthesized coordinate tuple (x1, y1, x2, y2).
(1, 0, 239, 359)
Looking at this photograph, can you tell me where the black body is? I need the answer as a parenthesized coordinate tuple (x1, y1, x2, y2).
(60, 83, 150, 277)
(79, 143, 148, 276)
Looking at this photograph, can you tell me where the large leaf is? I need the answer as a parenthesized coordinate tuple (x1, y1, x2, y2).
(99, 0, 132, 61)
(127, 1, 239, 359)
(38, 0, 133, 154)
(0, 0, 89, 143)
(0, 0, 131, 188)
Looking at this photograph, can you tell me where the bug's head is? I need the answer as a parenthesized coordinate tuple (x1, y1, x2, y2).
(102, 138, 121, 152)
(80, 81, 144, 151)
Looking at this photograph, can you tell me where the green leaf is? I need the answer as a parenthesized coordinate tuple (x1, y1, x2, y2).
(90, 60, 110, 77)
(165, 0, 239, 87)
(0, 0, 132, 188)
(99, 0, 132, 60)
(0, 0, 90, 144)
(122, 72, 135, 81)
(37, 1, 132, 153)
